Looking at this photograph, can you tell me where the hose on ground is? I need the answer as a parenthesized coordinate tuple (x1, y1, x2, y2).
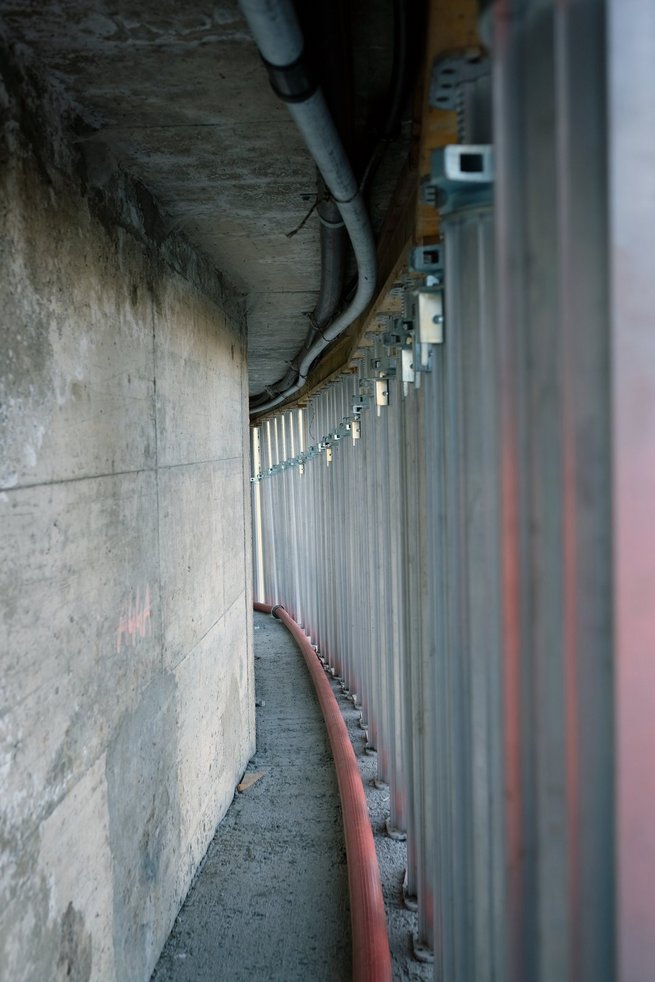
(253, 601, 392, 982)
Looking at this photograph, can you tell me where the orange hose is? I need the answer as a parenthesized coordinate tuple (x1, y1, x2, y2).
(253, 602, 392, 982)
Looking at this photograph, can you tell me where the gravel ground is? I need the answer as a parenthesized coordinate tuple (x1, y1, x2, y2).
(320, 660, 432, 982)
(152, 611, 431, 981)
(152, 612, 350, 982)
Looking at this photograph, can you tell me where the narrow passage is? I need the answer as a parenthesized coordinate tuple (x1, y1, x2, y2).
(152, 611, 351, 981)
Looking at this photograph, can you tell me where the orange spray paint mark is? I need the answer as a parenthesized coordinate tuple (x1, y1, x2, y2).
(116, 584, 152, 654)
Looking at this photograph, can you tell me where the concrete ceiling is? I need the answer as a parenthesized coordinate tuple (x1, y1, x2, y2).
(0, 1, 407, 397)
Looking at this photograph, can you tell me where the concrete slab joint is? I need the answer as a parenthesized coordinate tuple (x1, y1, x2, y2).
(0, 38, 254, 982)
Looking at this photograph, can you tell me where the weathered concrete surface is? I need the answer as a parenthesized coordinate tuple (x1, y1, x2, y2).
(0, 52, 254, 982)
(0, 0, 321, 396)
(152, 612, 350, 982)
(0, 1, 413, 398)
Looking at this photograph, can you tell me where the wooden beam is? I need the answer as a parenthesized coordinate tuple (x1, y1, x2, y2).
(415, 0, 480, 243)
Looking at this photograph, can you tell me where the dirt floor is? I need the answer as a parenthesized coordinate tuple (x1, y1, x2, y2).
(152, 612, 431, 981)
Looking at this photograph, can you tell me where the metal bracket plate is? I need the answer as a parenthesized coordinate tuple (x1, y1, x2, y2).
(417, 290, 444, 345)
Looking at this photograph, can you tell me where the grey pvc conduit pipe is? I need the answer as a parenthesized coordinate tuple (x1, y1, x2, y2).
(251, 178, 345, 410)
(239, 0, 377, 415)
(314, 191, 345, 327)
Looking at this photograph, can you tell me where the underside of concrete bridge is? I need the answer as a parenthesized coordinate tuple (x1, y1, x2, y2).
(1, 1, 655, 981)
(0, 0, 413, 397)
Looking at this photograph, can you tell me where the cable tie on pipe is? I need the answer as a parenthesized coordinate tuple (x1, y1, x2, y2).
(306, 315, 333, 346)
(318, 213, 345, 229)
(261, 50, 317, 104)
(331, 187, 365, 207)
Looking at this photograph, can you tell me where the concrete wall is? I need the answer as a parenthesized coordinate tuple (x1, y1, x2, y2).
(0, 49, 254, 982)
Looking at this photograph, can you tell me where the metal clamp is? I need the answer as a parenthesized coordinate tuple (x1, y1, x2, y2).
(410, 243, 444, 279)
(369, 355, 397, 380)
(375, 378, 390, 408)
(429, 49, 488, 111)
(428, 143, 494, 214)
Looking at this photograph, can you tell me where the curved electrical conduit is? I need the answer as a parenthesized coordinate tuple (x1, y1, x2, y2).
(239, 0, 377, 416)
(249, 178, 344, 411)
(253, 601, 392, 982)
